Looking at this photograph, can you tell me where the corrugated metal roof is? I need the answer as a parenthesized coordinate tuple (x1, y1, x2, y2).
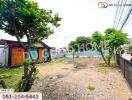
(0, 39, 50, 48)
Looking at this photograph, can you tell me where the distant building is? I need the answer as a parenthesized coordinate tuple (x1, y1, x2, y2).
(121, 38, 132, 54)
(128, 38, 132, 44)
(50, 47, 68, 59)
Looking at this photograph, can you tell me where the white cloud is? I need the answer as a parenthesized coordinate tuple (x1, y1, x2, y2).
(39, 0, 115, 47)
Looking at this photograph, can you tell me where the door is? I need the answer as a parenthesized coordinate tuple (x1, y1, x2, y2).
(38, 48, 44, 63)
(11, 48, 25, 66)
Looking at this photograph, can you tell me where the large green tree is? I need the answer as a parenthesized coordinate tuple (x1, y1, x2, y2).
(0, 0, 61, 91)
(91, 31, 107, 64)
(92, 28, 128, 65)
(68, 36, 92, 52)
(68, 41, 78, 52)
(104, 28, 128, 65)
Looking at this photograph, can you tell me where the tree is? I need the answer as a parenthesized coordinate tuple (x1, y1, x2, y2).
(91, 31, 107, 64)
(68, 36, 92, 52)
(76, 36, 92, 51)
(0, 0, 61, 91)
(104, 28, 128, 65)
(92, 28, 128, 66)
(68, 41, 78, 52)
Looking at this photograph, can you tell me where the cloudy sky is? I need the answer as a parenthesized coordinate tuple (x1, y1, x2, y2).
(0, 0, 132, 48)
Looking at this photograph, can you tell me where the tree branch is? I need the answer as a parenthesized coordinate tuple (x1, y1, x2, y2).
(25, 32, 33, 59)
(11, 0, 26, 49)
(15, 33, 26, 49)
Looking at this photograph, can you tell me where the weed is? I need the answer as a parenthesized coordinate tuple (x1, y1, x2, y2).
(87, 84, 95, 92)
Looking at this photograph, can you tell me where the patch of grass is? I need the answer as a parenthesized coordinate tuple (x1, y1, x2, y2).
(87, 84, 95, 92)
(0, 74, 12, 79)
(40, 58, 70, 66)
(96, 63, 118, 73)
(41, 58, 90, 67)
(0, 67, 23, 89)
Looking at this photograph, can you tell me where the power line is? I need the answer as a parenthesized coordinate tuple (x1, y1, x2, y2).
(124, 0, 132, 26)
(113, 0, 121, 28)
(120, 5, 132, 30)
(116, 0, 128, 29)
(115, 0, 124, 28)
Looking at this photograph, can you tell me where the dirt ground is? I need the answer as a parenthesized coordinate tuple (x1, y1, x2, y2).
(31, 58, 132, 100)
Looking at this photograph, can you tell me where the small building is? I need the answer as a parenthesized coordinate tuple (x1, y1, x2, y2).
(50, 47, 57, 59)
(0, 39, 51, 67)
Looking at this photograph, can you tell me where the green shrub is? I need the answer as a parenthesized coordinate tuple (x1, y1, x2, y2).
(129, 45, 132, 50)
(24, 59, 32, 65)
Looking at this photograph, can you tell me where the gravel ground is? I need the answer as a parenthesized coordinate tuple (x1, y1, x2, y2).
(31, 58, 132, 100)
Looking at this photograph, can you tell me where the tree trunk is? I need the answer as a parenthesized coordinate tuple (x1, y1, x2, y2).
(107, 57, 111, 66)
(100, 50, 108, 65)
(11, 1, 36, 92)
(107, 48, 114, 66)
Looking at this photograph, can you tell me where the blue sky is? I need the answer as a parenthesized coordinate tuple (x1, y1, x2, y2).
(0, 0, 132, 48)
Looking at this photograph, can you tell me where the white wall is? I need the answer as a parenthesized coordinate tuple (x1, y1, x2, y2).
(0, 46, 8, 66)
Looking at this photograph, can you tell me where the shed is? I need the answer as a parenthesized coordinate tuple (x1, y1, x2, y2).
(0, 39, 51, 67)
(0, 39, 25, 66)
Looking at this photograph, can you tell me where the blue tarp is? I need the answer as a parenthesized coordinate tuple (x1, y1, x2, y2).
(30, 50, 38, 60)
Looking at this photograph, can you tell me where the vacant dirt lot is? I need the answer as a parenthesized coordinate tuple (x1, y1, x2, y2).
(31, 58, 132, 100)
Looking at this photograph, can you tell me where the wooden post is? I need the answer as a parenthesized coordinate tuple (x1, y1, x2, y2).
(48, 49, 51, 61)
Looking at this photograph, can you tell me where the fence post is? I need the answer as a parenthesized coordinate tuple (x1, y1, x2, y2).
(123, 58, 125, 77)
(116, 54, 119, 65)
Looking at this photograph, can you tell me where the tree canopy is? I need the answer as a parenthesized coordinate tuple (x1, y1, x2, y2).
(91, 31, 104, 51)
(92, 28, 128, 65)
(68, 36, 92, 52)
(0, 0, 61, 48)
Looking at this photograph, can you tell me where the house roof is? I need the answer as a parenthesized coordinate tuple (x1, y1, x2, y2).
(0, 39, 51, 49)
(0, 39, 27, 47)
(40, 41, 51, 49)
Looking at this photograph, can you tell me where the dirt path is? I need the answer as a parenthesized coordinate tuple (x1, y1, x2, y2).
(31, 58, 132, 100)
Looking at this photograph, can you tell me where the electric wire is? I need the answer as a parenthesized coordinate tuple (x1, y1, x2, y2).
(116, 0, 128, 29)
(113, 0, 121, 28)
(120, 5, 132, 30)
